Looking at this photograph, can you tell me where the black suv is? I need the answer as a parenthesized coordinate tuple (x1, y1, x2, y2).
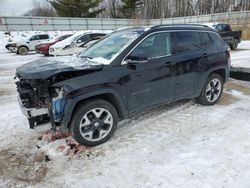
(16, 25, 231, 146)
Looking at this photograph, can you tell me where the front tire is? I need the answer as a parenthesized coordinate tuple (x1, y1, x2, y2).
(197, 74, 224, 106)
(71, 99, 118, 147)
(17, 46, 29, 55)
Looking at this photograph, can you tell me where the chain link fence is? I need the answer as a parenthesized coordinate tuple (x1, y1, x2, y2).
(1, 11, 250, 38)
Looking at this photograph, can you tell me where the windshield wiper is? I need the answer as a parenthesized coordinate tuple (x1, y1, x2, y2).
(79, 55, 93, 59)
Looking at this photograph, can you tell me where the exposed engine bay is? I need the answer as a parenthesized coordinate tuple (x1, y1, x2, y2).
(16, 77, 64, 129)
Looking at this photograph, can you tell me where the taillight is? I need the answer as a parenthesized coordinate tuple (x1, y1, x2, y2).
(227, 47, 231, 58)
(227, 47, 231, 65)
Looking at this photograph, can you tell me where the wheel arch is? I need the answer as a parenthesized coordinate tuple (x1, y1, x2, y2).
(60, 89, 128, 132)
(18, 45, 29, 51)
(197, 67, 228, 97)
(209, 68, 226, 83)
(17, 45, 29, 54)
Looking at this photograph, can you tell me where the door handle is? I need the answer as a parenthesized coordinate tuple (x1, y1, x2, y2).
(164, 61, 176, 67)
(203, 53, 208, 58)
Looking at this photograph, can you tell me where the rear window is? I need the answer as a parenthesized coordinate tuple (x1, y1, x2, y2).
(39, 35, 49, 40)
(174, 31, 202, 53)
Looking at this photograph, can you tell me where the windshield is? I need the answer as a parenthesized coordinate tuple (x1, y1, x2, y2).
(79, 31, 140, 64)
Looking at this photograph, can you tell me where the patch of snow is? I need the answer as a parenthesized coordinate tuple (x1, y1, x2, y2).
(231, 40, 250, 69)
(0, 38, 250, 187)
(91, 57, 110, 64)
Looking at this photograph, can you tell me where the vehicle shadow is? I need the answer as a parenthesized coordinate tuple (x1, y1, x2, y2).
(118, 99, 194, 130)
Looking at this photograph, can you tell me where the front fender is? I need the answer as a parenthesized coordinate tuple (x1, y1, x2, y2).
(60, 88, 128, 132)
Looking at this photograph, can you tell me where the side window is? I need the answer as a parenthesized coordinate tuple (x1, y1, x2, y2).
(216, 24, 223, 32)
(222, 24, 230, 32)
(130, 32, 172, 60)
(208, 33, 224, 46)
(30, 35, 39, 41)
(77, 34, 90, 43)
(39, 35, 49, 40)
(91, 34, 106, 38)
(199, 32, 210, 47)
(174, 32, 202, 53)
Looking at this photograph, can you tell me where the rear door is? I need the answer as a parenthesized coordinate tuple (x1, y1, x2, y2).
(124, 32, 175, 113)
(172, 31, 206, 99)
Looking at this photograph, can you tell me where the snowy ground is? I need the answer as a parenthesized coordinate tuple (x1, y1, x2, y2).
(231, 41, 250, 68)
(0, 36, 250, 187)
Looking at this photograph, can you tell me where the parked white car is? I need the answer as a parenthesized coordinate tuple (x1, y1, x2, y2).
(58, 36, 104, 55)
(11, 34, 50, 55)
(49, 31, 110, 56)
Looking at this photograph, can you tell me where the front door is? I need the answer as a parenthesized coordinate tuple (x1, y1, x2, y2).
(123, 32, 175, 113)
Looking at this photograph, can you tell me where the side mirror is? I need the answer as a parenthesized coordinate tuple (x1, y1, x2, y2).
(126, 53, 148, 64)
(77, 39, 82, 43)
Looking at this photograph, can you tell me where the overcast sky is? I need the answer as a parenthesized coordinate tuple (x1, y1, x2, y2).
(0, 0, 33, 16)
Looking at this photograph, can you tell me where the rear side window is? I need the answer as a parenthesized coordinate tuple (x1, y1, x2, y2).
(174, 31, 202, 53)
(199, 32, 210, 47)
(208, 33, 224, 47)
(39, 35, 49, 40)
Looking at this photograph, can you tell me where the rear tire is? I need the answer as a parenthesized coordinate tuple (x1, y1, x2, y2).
(17, 46, 29, 55)
(197, 74, 224, 106)
(231, 38, 239, 50)
(71, 99, 118, 147)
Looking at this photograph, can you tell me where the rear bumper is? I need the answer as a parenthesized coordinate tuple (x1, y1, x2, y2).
(36, 47, 49, 55)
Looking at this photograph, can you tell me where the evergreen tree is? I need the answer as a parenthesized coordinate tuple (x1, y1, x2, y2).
(119, 0, 143, 18)
(49, 0, 103, 17)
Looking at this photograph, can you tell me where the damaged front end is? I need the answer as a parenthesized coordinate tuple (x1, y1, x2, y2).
(15, 56, 103, 131)
(16, 78, 66, 130)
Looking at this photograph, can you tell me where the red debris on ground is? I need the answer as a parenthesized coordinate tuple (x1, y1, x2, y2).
(40, 129, 89, 156)
(41, 130, 71, 142)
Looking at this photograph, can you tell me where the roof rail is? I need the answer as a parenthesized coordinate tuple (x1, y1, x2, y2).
(151, 24, 209, 29)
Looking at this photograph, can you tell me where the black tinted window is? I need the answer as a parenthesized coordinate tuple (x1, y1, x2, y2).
(222, 24, 230, 32)
(60, 34, 72, 40)
(208, 33, 224, 46)
(39, 35, 49, 39)
(199, 32, 210, 47)
(174, 32, 202, 53)
(91, 34, 106, 38)
(77, 34, 90, 43)
(30, 35, 39, 41)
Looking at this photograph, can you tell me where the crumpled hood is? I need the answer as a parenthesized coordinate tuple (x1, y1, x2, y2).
(16, 56, 103, 80)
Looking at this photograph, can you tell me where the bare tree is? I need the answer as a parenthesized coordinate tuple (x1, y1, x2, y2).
(23, 0, 56, 17)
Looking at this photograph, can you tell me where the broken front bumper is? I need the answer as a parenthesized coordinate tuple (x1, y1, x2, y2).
(17, 96, 50, 129)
